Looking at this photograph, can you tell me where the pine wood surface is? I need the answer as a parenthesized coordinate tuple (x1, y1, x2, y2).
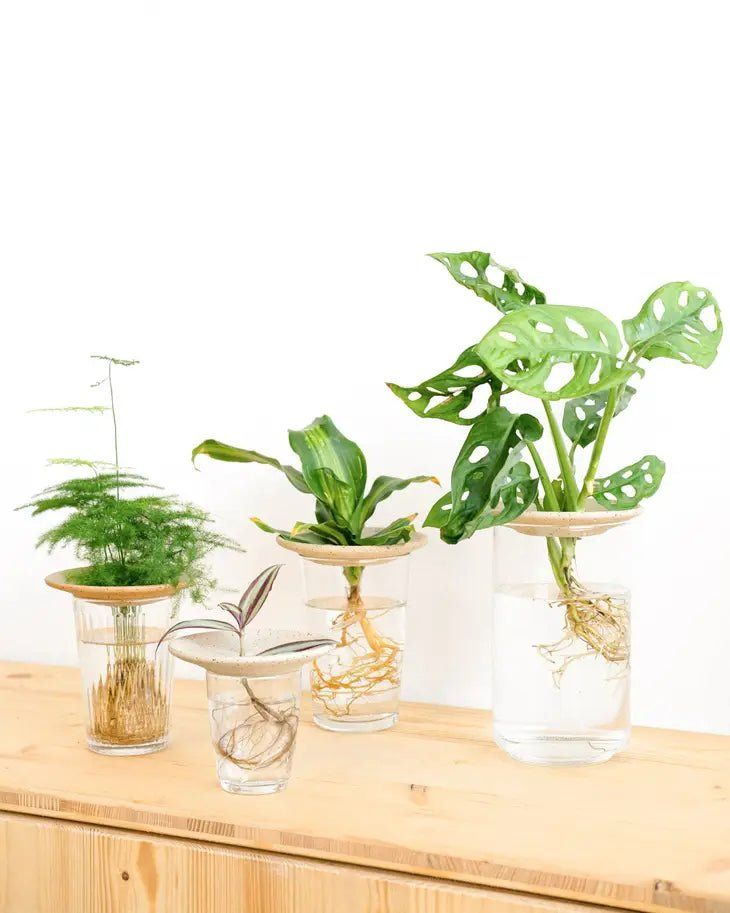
(0, 662, 728, 913)
(0, 812, 616, 913)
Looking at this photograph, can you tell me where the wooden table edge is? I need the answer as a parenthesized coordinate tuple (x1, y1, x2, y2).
(1, 789, 724, 913)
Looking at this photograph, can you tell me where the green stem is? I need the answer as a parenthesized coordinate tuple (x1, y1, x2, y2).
(526, 442, 567, 591)
(526, 443, 558, 510)
(542, 401, 579, 510)
(578, 385, 619, 508)
(108, 361, 120, 501)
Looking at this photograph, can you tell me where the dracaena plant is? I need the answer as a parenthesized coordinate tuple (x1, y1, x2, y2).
(191, 415, 438, 548)
(390, 251, 721, 670)
(191, 416, 436, 711)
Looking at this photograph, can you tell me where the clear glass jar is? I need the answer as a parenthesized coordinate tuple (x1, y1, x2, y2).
(492, 524, 631, 765)
(206, 670, 301, 794)
(73, 595, 175, 755)
(302, 555, 409, 732)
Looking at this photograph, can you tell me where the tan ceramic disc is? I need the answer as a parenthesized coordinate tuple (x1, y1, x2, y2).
(45, 568, 184, 603)
(275, 531, 427, 566)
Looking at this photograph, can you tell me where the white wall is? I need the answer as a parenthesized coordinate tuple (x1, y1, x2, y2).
(1, 1, 727, 734)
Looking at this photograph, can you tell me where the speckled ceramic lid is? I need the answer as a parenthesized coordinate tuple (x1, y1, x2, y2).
(506, 501, 642, 538)
(275, 531, 428, 566)
(45, 568, 185, 603)
(168, 628, 336, 677)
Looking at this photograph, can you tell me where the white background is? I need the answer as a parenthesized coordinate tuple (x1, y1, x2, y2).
(1, 1, 727, 734)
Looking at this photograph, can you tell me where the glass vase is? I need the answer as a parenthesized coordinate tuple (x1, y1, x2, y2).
(206, 669, 301, 794)
(73, 594, 176, 755)
(301, 553, 410, 732)
(492, 518, 632, 765)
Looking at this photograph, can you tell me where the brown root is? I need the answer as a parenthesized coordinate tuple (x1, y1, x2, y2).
(310, 582, 402, 718)
(213, 690, 298, 772)
(536, 583, 630, 686)
(89, 655, 169, 746)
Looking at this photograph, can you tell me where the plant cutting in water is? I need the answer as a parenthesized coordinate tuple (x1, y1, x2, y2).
(20, 356, 239, 747)
(191, 416, 437, 719)
(390, 252, 722, 678)
(158, 565, 335, 774)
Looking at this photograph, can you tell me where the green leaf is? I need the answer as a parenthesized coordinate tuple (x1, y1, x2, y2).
(90, 355, 140, 367)
(288, 416, 367, 523)
(426, 407, 543, 543)
(429, 251, 545, 314)
(250, 516, 339, 545)
(358, 514, 417, 545)
(291, 521, 351, 546)
(424, 492, 452, 529)
(562, 386, 636, 448)
(156, 618, 238, 653)
(191, 439, 310, 494)
(623, 282, 722, 367)
(593, 455, 666, 509)
(238, 564, 283, 628)
(29, 406, 109, 414)
(478, 462, 538, 531)
(257, 638, 338, 657)
(478, 305, 637, 401)
(355, 474, 439, 530)
(387, 346, 499, 426)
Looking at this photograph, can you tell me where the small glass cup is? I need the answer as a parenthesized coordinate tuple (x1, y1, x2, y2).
(168, 628, 333, 794)
(206, 669, 301, 795)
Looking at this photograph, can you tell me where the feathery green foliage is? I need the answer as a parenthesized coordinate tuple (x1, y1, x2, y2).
(21, 356, 238, 602)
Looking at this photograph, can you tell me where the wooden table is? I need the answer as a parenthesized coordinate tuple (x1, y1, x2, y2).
(0, 662, 728, 913)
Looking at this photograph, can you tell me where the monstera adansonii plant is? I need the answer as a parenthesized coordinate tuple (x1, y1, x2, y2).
(390, 251, 722, 666)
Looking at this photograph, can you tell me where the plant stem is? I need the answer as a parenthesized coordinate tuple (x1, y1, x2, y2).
(542, 401, 580, 510)
(526, 442, 558, 510)
(578, 386, 619, 508)
(526, 442, 567, 591)
(108, 360, 120, 501)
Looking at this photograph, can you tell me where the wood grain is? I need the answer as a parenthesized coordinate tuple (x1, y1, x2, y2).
(0, 812, 607, 913)
(0, 662, 729, 913)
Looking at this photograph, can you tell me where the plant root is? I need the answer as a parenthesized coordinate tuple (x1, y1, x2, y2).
(536, 583, 630, 686)
(213, 689, 298, 772)
(311, 585, 402, 719)
(89, 655, 169, 746)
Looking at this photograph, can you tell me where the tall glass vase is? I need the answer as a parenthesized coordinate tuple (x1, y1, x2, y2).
(492, 511, 636, 766)
(277, 534, 426, 733)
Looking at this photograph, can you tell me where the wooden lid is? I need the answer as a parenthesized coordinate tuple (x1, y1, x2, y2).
(275, 531, 428, 566)
(44, 568, 184, 603)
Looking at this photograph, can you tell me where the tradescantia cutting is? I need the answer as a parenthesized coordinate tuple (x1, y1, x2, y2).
(390, 251, 721, 671)
(191, 415, 438, 547)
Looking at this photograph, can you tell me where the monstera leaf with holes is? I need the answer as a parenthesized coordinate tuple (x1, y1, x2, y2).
(562, 386, 636, 449)
(424, 407, 543, 543)
(387, 345, 500, 425)
(623, 281, 722, 367)
(477, 305, 639, 400)
(593, 455, 666, 510)
(192, 416, 438, 547)
(429, 251, 545, 314)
